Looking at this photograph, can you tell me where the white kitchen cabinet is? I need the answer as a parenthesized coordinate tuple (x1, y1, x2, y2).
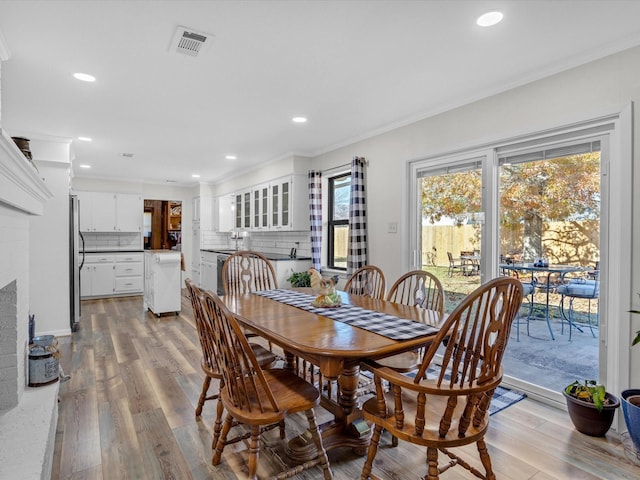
(114, 253, 143, 294)
(144, 251, 182, 316)
(201, 261, 216, 292)
(251, 183, 270, 230)
(233, 190, 251, 230)
(270, 175, 308, 231)
(78, 191, 116, 232)
(194, 195, 217, 231)
(218, 195, 234, 232)
(115, 194, 143, 232)
(192, 196, 200, 223)
(81, 252, 143, 297)
(80, 254, 115, 297)
(77, 191, 143, 232)
(201, 253, 217, 293)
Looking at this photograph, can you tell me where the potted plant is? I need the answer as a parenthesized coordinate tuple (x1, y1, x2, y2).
(287, 271, 311, 288)
(563, 380, 620, 436)
(621, 297, 640, 453)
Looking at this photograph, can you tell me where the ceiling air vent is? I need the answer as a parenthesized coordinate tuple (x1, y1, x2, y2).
(169, 26, 213, 57)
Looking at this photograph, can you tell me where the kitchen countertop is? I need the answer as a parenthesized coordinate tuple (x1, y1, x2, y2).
(201, 249, 311, 262)
(82, 250, 144, 254)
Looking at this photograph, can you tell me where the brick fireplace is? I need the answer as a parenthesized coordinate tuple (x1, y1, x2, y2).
(0, 130, 55, 478)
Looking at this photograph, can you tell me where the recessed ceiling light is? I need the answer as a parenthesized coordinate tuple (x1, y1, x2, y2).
(77, 136, 92, 142)
(192, 174, 201, 178)
(73, 72, 96, 82)
(292, 117, 307, 123)
(225, 155, 237, 160)
(476, 11, 503, 27)
(79, 164, 91, 169)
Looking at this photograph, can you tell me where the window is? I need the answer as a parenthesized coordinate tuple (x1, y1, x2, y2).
(328, 173, 351, 269)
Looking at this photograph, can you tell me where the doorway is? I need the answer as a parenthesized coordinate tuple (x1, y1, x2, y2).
(143, 199, 182, 250)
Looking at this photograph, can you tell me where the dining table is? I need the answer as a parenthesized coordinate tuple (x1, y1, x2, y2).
(499, 263, 589, 340)
(220, 288, 444, 457)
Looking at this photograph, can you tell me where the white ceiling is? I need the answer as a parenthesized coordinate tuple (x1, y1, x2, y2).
(1, 0, 640, 186)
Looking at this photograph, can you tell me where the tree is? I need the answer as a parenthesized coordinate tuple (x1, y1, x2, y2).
(421, 153, 600, 261)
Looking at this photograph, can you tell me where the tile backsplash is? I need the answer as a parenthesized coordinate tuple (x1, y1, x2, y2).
(81, 232, 143, 251)
(201, 230, 311, 257)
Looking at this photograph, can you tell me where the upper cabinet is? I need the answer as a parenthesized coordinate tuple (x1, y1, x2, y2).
(77, 191, 142, 232)
(251, 183, 270, 230)
(218, 195, 234, 232)
(220, 174, 308, 233)
(116, 194, 143, 232)
(270, 175, 307, 231)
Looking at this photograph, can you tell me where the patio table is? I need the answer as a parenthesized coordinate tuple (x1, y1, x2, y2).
(499, 263, 589, 340)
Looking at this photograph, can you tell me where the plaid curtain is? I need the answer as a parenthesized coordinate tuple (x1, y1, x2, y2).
(308, 170, 322, 271)
(347, 156, 368, 276)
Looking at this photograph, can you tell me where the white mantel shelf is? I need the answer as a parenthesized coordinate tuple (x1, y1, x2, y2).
(0, 128, 53, 215)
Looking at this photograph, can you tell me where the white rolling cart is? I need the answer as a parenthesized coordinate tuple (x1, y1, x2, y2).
(144, 250, 182, 316)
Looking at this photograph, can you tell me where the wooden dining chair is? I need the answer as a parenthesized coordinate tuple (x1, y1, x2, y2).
(360, 277, 523, 480)
(221, 250, 278, 349)
(344, 264, 386, 299)
(387, 270, 445, 313)
(379, 270, 445, 374)
(185, 279, 277, 442)
(371, 270, 446, 445)
(201, 289, 333, 480)
(221, 250, 277, 295)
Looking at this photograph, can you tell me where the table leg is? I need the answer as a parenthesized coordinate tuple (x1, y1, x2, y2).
(544, 277, 556, 340)
(285, 363, 371, 461)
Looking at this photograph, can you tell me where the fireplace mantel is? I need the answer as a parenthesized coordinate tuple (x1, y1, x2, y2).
(0, 128, 53, 214)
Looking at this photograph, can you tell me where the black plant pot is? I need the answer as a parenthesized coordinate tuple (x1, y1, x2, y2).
(563, 390, 620, 437)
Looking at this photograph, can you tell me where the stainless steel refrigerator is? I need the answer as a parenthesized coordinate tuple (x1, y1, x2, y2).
(69, 195, 85, 331)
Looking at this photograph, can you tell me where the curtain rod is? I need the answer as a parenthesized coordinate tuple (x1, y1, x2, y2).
(321, 157, 369, 173)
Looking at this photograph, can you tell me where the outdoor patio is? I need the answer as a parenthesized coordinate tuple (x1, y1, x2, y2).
(424, 266, 599, 393)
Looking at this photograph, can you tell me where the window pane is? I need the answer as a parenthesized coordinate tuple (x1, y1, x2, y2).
(333, 224, 348, 269)
(332, 175, 351, 221)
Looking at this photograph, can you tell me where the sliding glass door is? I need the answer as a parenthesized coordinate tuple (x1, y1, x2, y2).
(414, 157, 484, 311)
(408, 118, 621, 402)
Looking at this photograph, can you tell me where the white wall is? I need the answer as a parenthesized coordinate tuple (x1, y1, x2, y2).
(23, 139, 72, 337)
(308, 46, 640, 391)
(29, 158, 71, 336)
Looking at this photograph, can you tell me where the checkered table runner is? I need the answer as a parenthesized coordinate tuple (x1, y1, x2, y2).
(254, 289, 439, 341)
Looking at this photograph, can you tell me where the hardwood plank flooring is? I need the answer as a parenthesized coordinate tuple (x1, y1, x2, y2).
(52, 292, 639, 479)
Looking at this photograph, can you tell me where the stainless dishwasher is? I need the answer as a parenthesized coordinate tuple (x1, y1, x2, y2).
(216, 253, 230, 295)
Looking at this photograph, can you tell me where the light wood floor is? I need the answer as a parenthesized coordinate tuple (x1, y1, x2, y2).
(52, 293, 639, 479)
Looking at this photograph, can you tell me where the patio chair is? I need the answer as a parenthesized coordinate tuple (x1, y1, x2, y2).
(460, 250, 480, 275)
(502, 270, 535, 341)
(557, 271, 599, 341)
(344, 264, 386, 299)
(447, 252, 469, 276)
(360, 277, 523, 480)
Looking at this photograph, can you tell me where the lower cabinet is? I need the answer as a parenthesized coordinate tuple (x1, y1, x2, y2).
(81, 254, 115, 297)
(201, 253, 217, 293)
(114, 253, 144, 294)
(81, 252, 143, 298)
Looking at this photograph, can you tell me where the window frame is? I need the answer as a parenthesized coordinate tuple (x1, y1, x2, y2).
(327, 173, 350, 270)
